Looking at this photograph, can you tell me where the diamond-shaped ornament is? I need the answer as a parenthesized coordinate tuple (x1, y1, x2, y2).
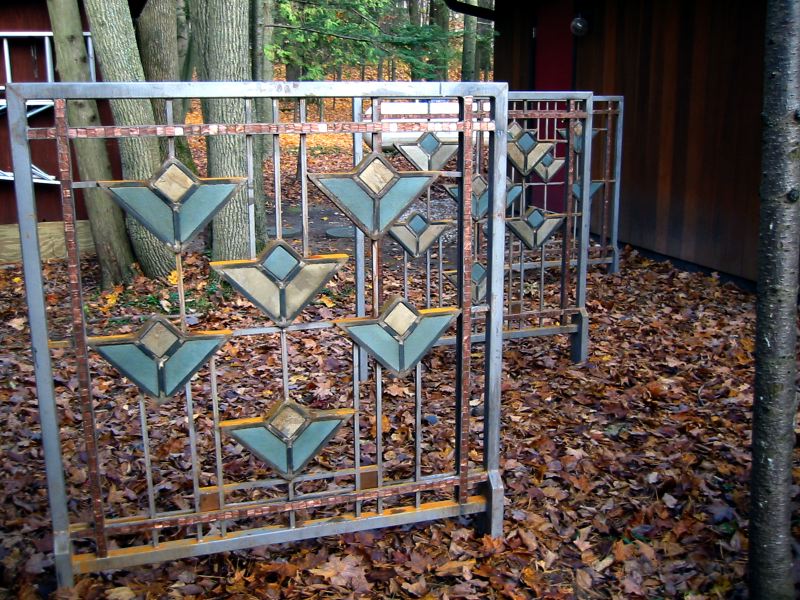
(309, 153, 438, 240)
(507, 124, 553, 177)
(395, 132, 459, 171)
(506, 207, 565, 250)
(88, 316, 230, 403)
(211, 240, 347, 327)
(444, 262, 488, 304)
(99, 158, 245, 251)
(335, 297, 459, 376)
(388, 211, 452, 258)
(444, 175, 522, 220)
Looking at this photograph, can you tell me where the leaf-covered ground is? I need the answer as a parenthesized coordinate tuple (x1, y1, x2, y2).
(2, 240, 789, 599)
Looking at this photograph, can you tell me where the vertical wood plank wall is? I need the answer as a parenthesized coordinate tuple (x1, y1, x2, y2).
(574, 0, 764, 280)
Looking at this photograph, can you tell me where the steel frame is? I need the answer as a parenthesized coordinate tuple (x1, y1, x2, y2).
(8, 80, 508, 587)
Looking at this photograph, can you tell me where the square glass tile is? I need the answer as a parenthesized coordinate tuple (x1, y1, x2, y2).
(472, 175, 487, 198)
(270, 405, 307, 439)
(409, 214, 428, 235)
(540, 152, 554, 167)
(140, 321, 178, 357)
(153, 164, 194, 202)
(359, 159, 394, 195)
(419, 133, 440, 155)
(384, 302, 417, 336)
(517, 132, 536, 153)
(263, 245, 300, 281)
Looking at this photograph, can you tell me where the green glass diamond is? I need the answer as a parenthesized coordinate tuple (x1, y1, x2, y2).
(263, 244, 300, 281)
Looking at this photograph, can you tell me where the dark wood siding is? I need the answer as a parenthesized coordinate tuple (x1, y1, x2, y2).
(574, 0, 764, 280)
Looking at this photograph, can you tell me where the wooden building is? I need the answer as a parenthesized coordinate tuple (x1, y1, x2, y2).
(488, 0, 765, 280)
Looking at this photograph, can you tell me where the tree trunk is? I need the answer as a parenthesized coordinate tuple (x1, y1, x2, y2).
(193, 0, 253, 262)
(45, 0, 135, 287)
(136, 0, 179, 123)
(748, 1, 800, 599)
(475, 0, 492, 80)
(429, 0, 450, 81)
(460, 0, 477, 81)
(250, 0, 272, 248)
(84, 0, 175, 278)
(408, 0, 421, 27)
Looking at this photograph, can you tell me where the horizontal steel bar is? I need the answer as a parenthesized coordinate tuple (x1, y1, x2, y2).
(72, 497, 486, 574)
(507, 110, 588, 120)
(507, 91, 593, 101)
(0, 31, 91, 37)
(438, 324, 578, 346)
(76, 472, 488, 537)
(7, 81, 508, 102)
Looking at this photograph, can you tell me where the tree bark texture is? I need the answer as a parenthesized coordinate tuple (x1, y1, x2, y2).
(136, 0, 179, 124)
(83, 0, 175, 278)
(46, 0, 136, 287)
(408, 0, 421, 28)
(460, 0, 477, 81)
(192, 0, 254, 262)
(249, 0, 272, 247)
(749, 1, 800, 598)
(429, 0, 450, 81)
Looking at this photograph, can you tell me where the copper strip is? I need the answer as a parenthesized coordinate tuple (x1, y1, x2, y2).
(559, 100, 577, 315)
(70, 472, 489, 538)
(457, 97, 474, 504)
(54, 99, 108, 557)
(508, 109, 589, 120)
(27, 120, 496, 140)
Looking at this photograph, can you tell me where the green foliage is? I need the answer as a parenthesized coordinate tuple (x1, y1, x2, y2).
(266, 0, 455, 81)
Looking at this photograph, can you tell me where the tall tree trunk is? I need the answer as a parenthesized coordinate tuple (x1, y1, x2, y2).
(83, 0, 175, 278)
(136, 0, 178, 124)
(460, 0, 477, 81)
(250, 0, 272, 248)
(474, 0, 492, 80)
(429, 0, 450, 81)
(748, 1, 800, 598)
(193, 0, 254, 262)
(46, 0, 135, 287)
(408, 0, 421, 27)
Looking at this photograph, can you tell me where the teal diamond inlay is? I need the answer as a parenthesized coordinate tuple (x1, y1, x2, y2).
(506, 207, 564, 250)
(518, 132, 536, 152)
(263, 244, 300, 281)
(419, 132, 440, 155)
(540, 152, 554, 167)
(408, 213, 428, 234)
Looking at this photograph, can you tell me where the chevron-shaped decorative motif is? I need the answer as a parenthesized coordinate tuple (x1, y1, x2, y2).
(507, 122, 555, 177)
(389, 212, 452, 258)
(445, 262, 488, 304)
(506, 207, 564, 250)
(308, 153, 437, 240)
(532, 150, 565, 182)
(210, 240, 347, 327)
(99, 158, 245, 251)
(444, 175, 522, 220)
(557, 122, 598, 154)
(221, 400, 353, 480)
(395, 132, 458, 171)
(335, 297, 459, 376)
(88, 316, 230, 403)
(571, 181, 604, 199)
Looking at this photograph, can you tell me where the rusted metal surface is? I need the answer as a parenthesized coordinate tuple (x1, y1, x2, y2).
(54, 99, 107, 558)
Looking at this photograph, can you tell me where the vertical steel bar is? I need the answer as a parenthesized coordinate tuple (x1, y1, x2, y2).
(299, 98, 310, 256)
(571, 97, 593, 363)
(559, 101, 576, 316)
(3, 38, 12, 83)
(353, 99, 367, 381)
(137, 394, 158, 547)
(610, 99, 624, 273)
(280, 329, 290, 400)
(8, 88, 74, 586)
(85, 35, 97, 81)
(352, 344, 362, 517)
(166, 100, 176, 158)
(483, 89, 507, 536)
(245, 99, 256, 259)
(414, 362, 422, 508)
(272, 98, 282, 238)
(185, 384, 202, 540)
(210, 357, 226, 535)
(54, 99, 108, 558)
(44, 36, 54, 83)
(175, 254, 187, 331)
(403, 253, 409, 299)
(425, 189, 431, 308)
(600, 107, 613, 265)
(455, 96, 474, 505)
(375, 364, 384, 513)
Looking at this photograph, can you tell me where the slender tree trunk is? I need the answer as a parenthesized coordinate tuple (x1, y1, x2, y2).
(429, 0, 450, 81)
(83, 0, 175, 278)
(46, 0, 135, 287)
(460, 0, 477, 81)
(250, 0, 272, 247)
(748, 1, 800, 598)
(193, 0, 253, 262)
(136, 0, 178, 124)
(408, 0, 421, 27)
